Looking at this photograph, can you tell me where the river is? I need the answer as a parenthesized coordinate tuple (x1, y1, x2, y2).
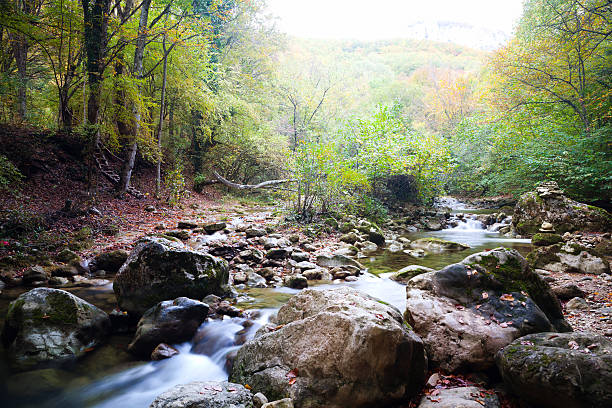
(0, 202, 531, 408)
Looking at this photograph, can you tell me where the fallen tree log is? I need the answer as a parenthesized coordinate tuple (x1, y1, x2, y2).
(212, 170, 296, 190)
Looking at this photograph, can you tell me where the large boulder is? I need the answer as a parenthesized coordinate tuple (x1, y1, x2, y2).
(527, 243, 610, 275)
(496, 332, 612, 408)
(149, 381, 253, 408)
(1, 288, 111, 370)
(513, 181, 611, 235)
(230, 287, 427, 408)
(409, 238, 469, 252)
(404, 248, 571, 372)
(128, 297, 209, 358)
(113, 237, 229, 315)
(89, 249, 129, 273)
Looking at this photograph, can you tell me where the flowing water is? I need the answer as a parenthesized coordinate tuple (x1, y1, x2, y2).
(0, 200, 532, 408)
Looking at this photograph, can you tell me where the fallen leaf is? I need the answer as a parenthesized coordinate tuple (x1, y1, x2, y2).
(568, 340, 580, 350)
(286, 368, 299, 378)
(500, 294, 514, 301)
(244, 384, 252, 390)
(482, 292, 489, 299)
(288, 377, 297, 385)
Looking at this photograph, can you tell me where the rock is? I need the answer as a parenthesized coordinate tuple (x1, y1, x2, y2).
(283, 274, 308, 289)
(22, 266, 48, 285)
(316, 254, 364, 269)
(113, 237, 229, 315)
(339, 222, 356, 233)
(253, 393, 269, 408)
(417, 387, 500, 408)
(387, 242, 403, 252)
(48, 276, 70, 286)
(55, 249, 80, 263)
(551, 283, 586, 300)
(178, 221, 199, 229)
(233, 271, 248, 285)
(247, 272, 267, 288)
(261, 399, 294, 408)
(263, 237, 291, 250)
(404, 248, 571, 372)
(149, 381, 253, 408)
(230, 287, 427, 408)
(290, 251, 309, 262)
(165, 230, 190, 240)
(266, 248, 292, 260)
(238, 248, 264, 264)
(513, 182, 611, 235)
(6, 368, 73, 399)
(367, 230, 385, 246)
(565, 297, 589, 310)
(151, 343, 179, 360)
(145, 205, 155, 212)
(404, 249, 426, 258)
(531, 233, 563, 246)
(527, 243, 609, 275)
(246, 227, 267, 238)
(294, 261, 318, 271)
(1, 288, 111, 370)
(360, 241, 378, 254)
(496, 332, 612, 408)
(128, 297, 209, 358)
(89, 250, 129, 273)
(204, 222, 227, 234)
(410, 238, 469, 252)
(390, 265, 435, 284)
(340, 232, 359, 244)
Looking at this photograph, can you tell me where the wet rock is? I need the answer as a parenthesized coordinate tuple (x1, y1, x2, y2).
(22, 266, 48, 285)
(284, 274, 308, 289)
(531, 233, 563, 247)
(417, 386, 500, 408)
(246, 227, 267, 238)
(316, 254, 364, 269)
(6, 368, 73, 399)
(113, 237, 229, 315)
(149, 381, 253, 408)
(128, 297, 209, 358)
(230, 287, 427, 408)
(1, 288, 111, 370)
(551, 283, 586, 300)
(215, 301, 243, 317)
(410, 238, 469, 252)
(390, 265, 435, 284)
(513, 181, 611, 235)
(361, 241, 378, 254)
(266, 247, 291, 260)
(165, 230, 191, 240)
(151, 343, 179, 360)
(237, 248, 264, 264)
(294, 261, 318, 271)
(247, 272, 267, 288)
(404, 248, 571, 372)
(387, 242, 403, 252)
(340, 232, 359, 244)
(48, 276, 70, 286)
(89, 250, 129, 273)
(55, 249, 80, 263)
(367, 230, 385, 246)
(178, 221, 199, 229)
(290, 251, 309, 262)
(204, 222, 227, 234)
(403, 249, 426, 258)
(496, 332, 612, 408)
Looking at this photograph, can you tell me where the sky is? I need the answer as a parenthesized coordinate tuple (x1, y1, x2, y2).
(265, 0, 525, 40)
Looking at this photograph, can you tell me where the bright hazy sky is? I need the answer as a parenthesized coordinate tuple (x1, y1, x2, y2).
(266, 0, 525, 39)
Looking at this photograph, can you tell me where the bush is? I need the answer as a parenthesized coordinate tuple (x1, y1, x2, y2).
(0, 155, 23, 191)
(0, 209, 46, 238)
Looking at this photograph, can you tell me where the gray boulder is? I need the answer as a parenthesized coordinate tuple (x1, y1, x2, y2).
(410, 238, 469, 252)
(496, 332, 612, 408)
(128, 297, 209, 358)
(1, 288, 111, 370)
(417, 386, 500, 408)
(527, 243, 609, 275)
(315, 254, 364, 269)
(113, 237, 228, 315)
(89, 250, 129, 273)
(390, 265, 435, 284)
(149, 381, 253, 408)
(405, 248, 571, 372)
(230, 287, 427, 408)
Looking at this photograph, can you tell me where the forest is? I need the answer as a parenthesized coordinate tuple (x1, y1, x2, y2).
(0, 1, 611, 408)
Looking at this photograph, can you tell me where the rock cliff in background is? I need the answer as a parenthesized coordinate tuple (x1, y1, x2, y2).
(404, 248, 571, 372)
(1, 288, 111, 370)
(230, 287, 427, 408)
(513, 181, 611, 236)
(113, 237, 229, 315)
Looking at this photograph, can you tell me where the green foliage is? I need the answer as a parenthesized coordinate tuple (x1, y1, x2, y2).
(164, 163, 186, 206)
(0, 209, 46, 239)
(0, 155, 23, 190)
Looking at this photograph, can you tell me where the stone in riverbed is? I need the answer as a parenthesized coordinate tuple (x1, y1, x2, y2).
(315, 254, 364, 269)
(262, 399, 294, 408)
(204, 222, 227, 234)
(149, 381, 253, 408)
(246, 227, 267, 238)
(230, 287, 427, 408)
(151, 343, 179, 360)
(390, 265, 435, 284)
(410, 238, 469, 252)
(527, 243, 609, 275)
(404, 248, 571, 372)
(113, 237, 229, 315)
(283, 274, 308, 289)
(416, 386, 500, 408)
(89, 249, 129, 273)
(1, 288, 111, 370)
(496, 332, 612, 408)
(128, 297, 209, 358)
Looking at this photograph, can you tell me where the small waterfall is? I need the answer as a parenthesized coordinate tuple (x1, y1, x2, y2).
(447, 216, 484, 231)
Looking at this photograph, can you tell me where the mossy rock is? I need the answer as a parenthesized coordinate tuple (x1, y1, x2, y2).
(1, 288, 111, 370)
(89, 249, 129, 273)
(390, 265, 435, 284)
(164, 230, 190, 241)
(410, 237, 469, 252)
(532, 233, 563, 246)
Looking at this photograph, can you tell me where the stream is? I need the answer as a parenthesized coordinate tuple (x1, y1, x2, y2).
(0, 202, 532, 408)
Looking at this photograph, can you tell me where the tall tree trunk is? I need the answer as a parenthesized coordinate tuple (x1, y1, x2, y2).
(12, 34, 27, 121)
(155, 35, 168, 198)
(82, 0, 111, 194)
(119, 0, 152, 193)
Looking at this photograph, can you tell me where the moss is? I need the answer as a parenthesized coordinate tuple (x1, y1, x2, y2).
(531, 233, 563, 247)
(45, 292, 78, 325)
(471, 254, 529, 293)
(527, 245, 561, 269)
